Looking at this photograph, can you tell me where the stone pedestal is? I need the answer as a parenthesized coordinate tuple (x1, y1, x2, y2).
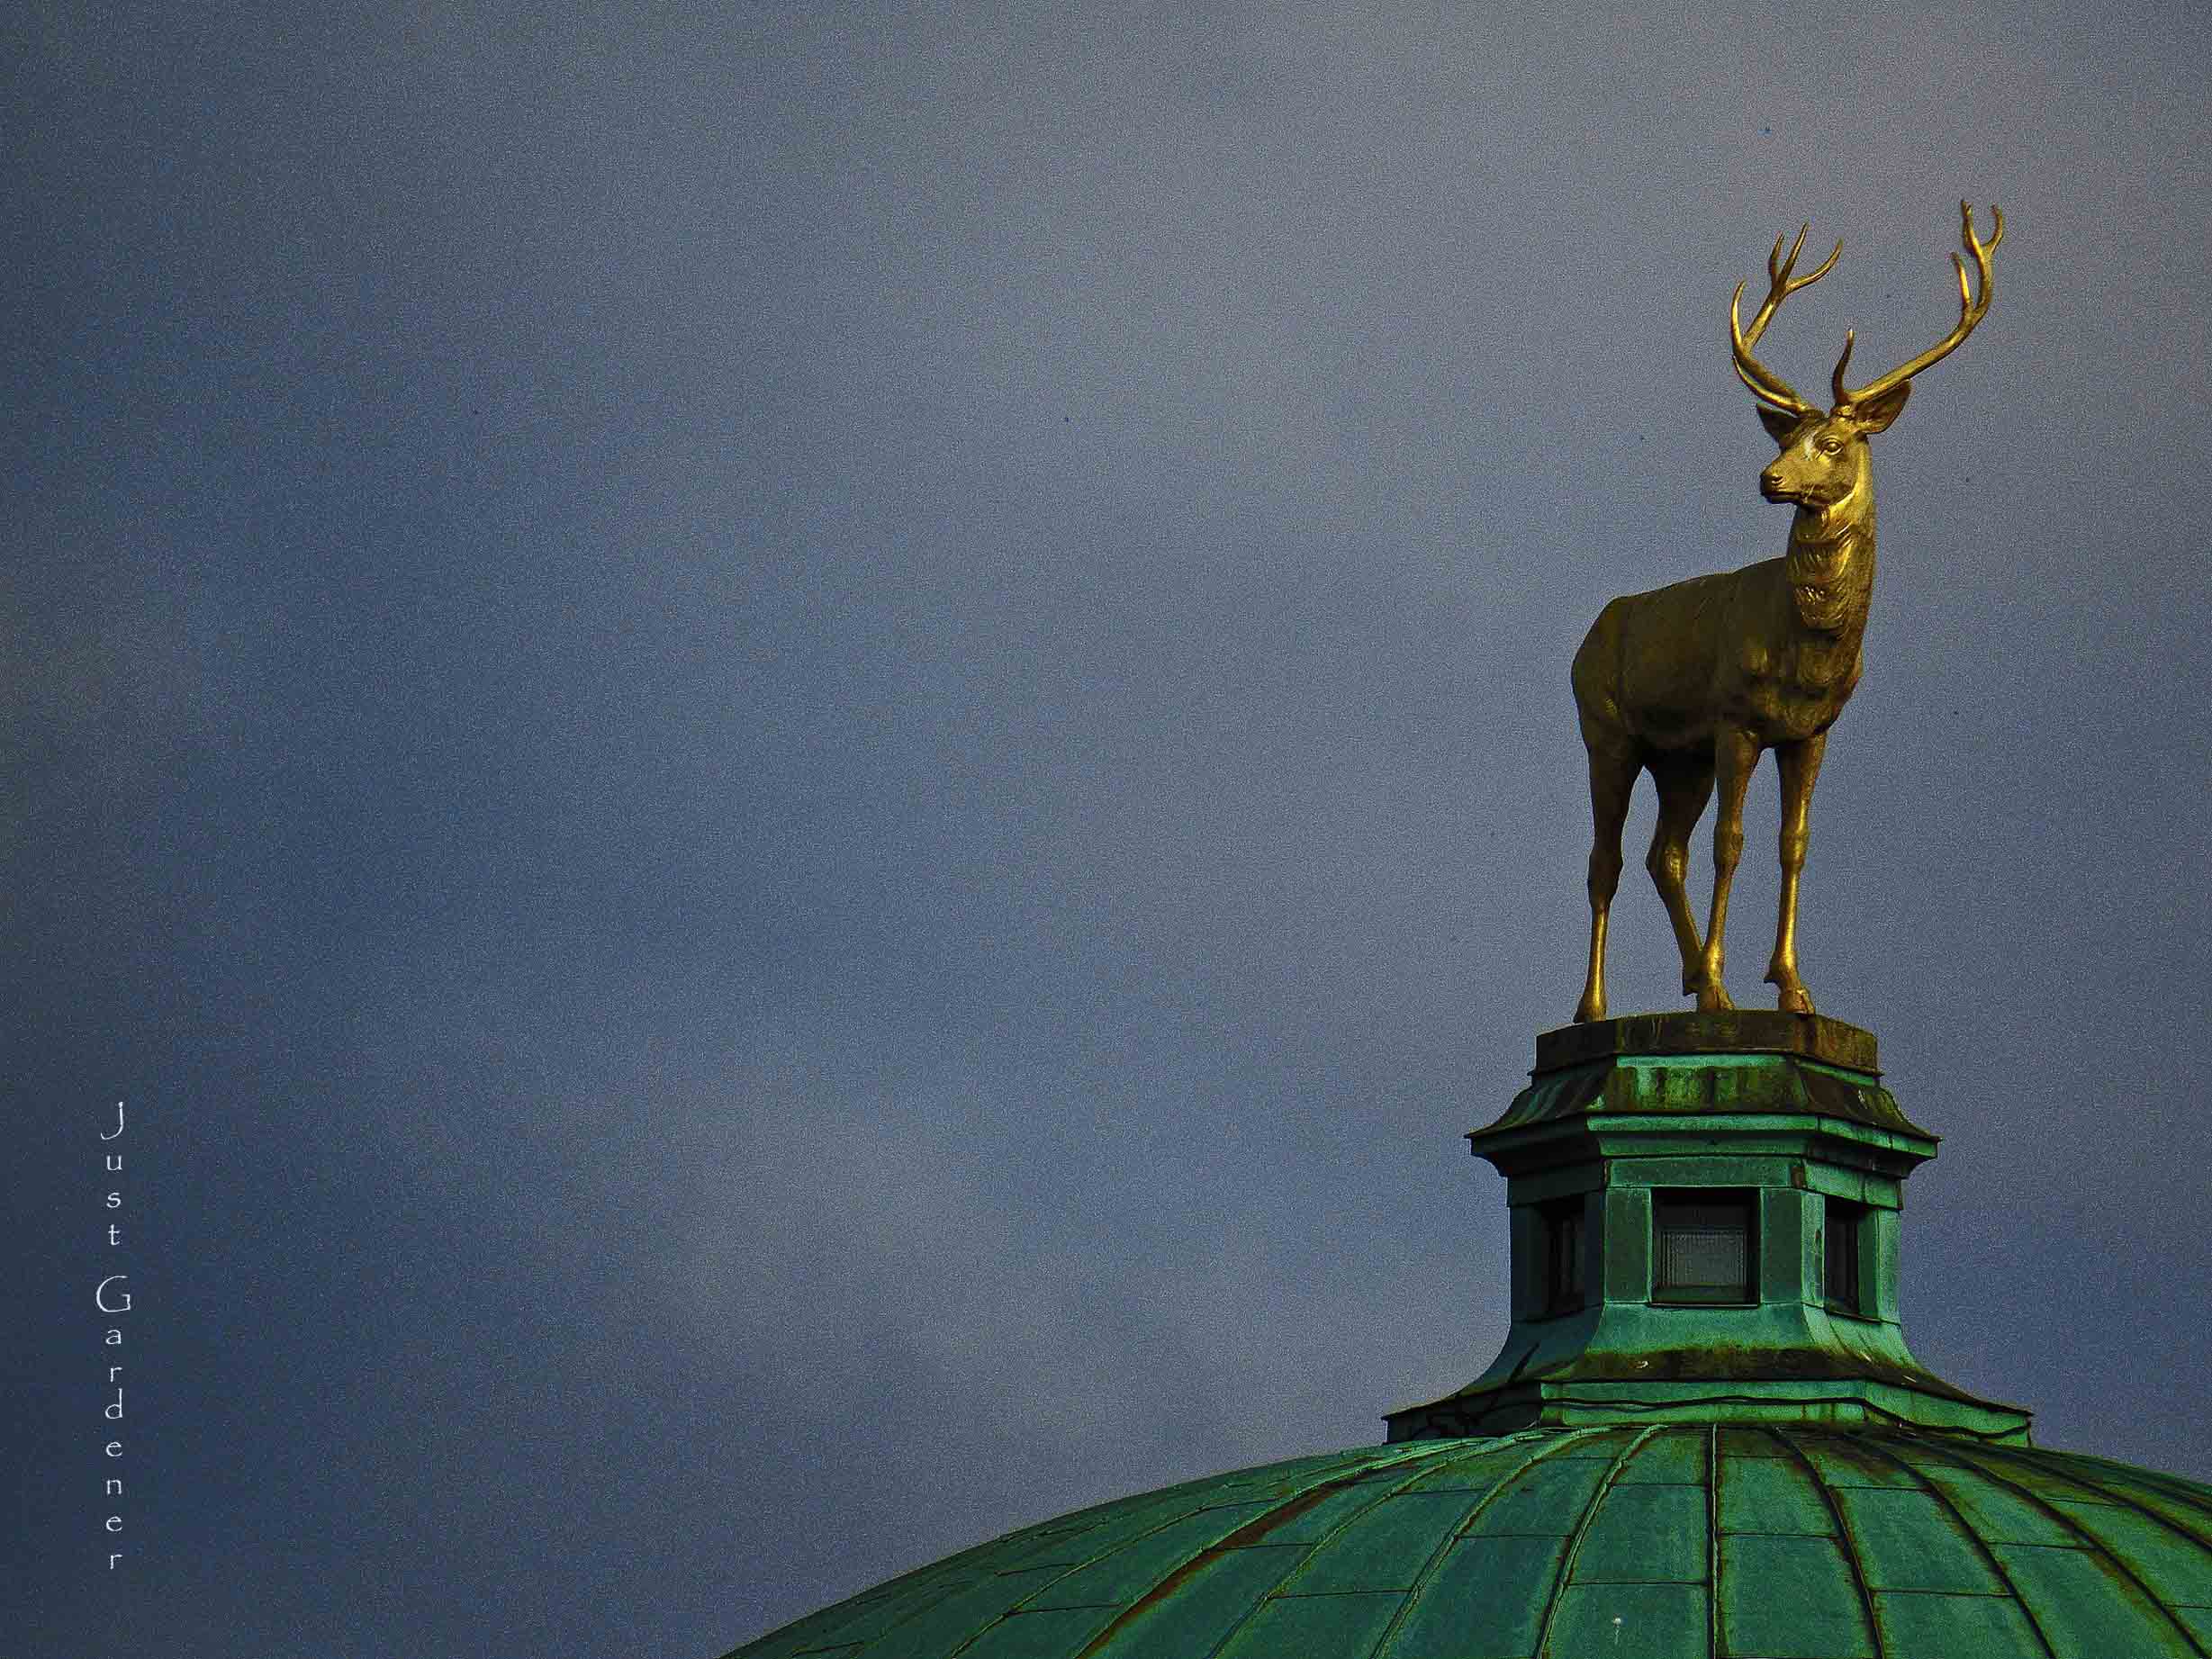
(1385, 1013, 2029, 1443)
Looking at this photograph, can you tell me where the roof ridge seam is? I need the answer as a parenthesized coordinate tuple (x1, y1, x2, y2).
(1850, 1430, 2062, 1659)
(1530, 1426, 1666, 1658)
(1366, 1427, 1620, 1657)
(1895, 1434, 2212, 1659)
(1761, 1427, 1885, 1657)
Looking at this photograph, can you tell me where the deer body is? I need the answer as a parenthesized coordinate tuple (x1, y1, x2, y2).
(1571, 206, 2000, 1024)
(1576, 518, 1873, 753)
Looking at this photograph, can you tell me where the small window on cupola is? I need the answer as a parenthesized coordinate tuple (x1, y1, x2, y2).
(1540, 1198, 1585, 1315)
(1654, 1192, 1756, 1304)
(1825, 1198, 1869, 1317)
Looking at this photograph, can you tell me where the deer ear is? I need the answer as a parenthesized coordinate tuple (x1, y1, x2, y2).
(1756, 403, 1801, 445)
(1848, 381, 1911, 434)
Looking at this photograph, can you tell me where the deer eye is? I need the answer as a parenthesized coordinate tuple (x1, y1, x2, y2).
(1818, 438, 1844, 455)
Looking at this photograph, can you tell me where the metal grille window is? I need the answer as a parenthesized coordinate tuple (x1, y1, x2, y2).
(1541, 1199, 1585, 1315)
(1654, 1193, 1756, 1304)
(1825, 1198, 1867, 1316)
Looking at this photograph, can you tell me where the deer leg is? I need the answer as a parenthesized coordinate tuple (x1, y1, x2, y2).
(1575, 744, 1638, 1023)
(1765, 731, 1827, 1016)
(1647, 753, 1716, 996)
(1695, 728, 1760, 1012)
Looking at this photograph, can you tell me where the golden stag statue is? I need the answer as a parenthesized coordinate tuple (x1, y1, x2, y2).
(1572, 203, 2002, 1023)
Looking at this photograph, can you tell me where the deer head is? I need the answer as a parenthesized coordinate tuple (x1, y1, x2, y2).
(1730, 203, 2003, 513)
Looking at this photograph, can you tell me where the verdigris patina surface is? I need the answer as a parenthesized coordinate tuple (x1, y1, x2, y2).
(1572, 204, 2002, 1023)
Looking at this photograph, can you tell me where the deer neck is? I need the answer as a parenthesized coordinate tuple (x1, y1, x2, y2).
(1785, 481, 1875, 636)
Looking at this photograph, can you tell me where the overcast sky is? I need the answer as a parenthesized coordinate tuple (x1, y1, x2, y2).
(6, 4, 2209, 1656)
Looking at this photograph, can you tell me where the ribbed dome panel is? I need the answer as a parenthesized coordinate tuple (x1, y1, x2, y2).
(728, 1427, 2212, 1658)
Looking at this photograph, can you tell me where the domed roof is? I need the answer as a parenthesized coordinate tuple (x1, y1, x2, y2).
(728, 1424, 2212, 1658)
(724, 1016, 2212, 1656)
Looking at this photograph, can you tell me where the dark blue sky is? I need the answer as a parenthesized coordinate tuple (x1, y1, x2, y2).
(7, 5, 2209, 1655)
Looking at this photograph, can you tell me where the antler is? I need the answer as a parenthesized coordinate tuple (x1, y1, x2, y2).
(1730, 223, 1843, 421)
(1833, 202, 2002, 410)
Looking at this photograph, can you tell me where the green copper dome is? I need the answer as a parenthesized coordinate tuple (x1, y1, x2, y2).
(724, 1017, 2212, 1656)
(727, 1425, 2212, 1658)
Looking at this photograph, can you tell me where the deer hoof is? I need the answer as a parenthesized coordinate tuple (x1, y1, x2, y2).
(1766, 964, 1815, 1016)
(1574, 995, 1605, 1024)
(1694, 980, 1735, 1014)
